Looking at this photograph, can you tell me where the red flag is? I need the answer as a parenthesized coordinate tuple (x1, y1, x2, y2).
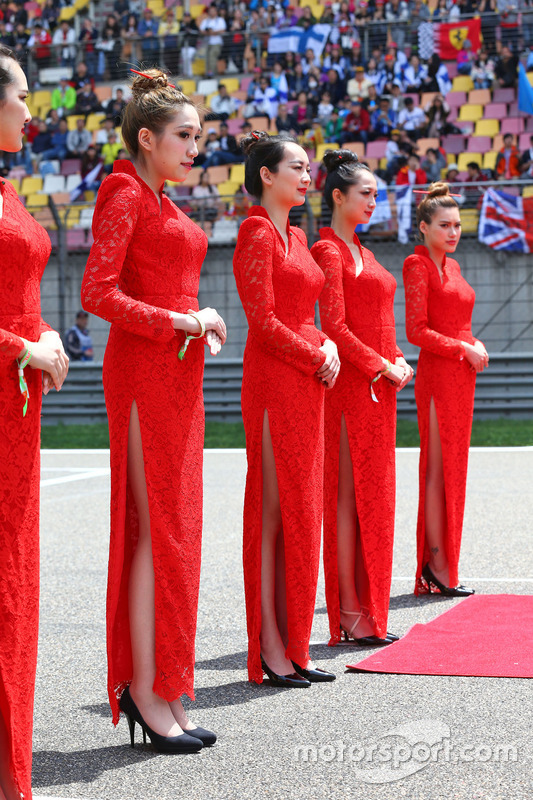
(437, 18, 481, 59)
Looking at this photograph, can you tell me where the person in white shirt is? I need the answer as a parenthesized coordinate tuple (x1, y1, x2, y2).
(398, 97, 426, 140)
(210, 83, 237, 120)
(200, 5, 226, 76)
(52, 20, 77, 68)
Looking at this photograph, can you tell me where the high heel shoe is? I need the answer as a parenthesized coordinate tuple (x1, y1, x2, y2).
(119, 686, 203, 754)
(184, 726, 217, 746)
(291, 661, 336, 682)
(339, 608, 395, 647)
(260, 656, 311, 688)
(422, 564, 475, 597)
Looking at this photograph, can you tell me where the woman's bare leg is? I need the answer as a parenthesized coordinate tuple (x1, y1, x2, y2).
(337, 416, 374, 637)
(127, 401, 183, 738)
(424, 398, 449, 586)
(259, 411, 294, 675)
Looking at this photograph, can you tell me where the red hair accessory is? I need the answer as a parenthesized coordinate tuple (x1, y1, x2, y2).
(413, 189, 462, 198)
(251, 131, 261, 140)
(130, 68, 176, 89)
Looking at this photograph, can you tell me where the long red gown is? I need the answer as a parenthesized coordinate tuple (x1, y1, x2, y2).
(312, 229, 402, 644)
(81, 160, 208, 723)
(0, 179, 54, 800)
(233, 206, 327, 683)
(403, 245, 478, 594)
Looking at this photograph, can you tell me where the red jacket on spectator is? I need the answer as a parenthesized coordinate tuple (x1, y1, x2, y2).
(495, 145, 521, 179)
(343, 107, 370, 134)
(396, 165, 427, 186)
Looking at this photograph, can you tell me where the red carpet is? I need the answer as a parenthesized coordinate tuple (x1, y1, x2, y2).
(348, 595, 533, 678)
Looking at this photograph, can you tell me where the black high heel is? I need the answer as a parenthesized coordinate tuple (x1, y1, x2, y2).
(260, 656, 311, 688)
(119, 686, 203, 754)
(184, 726, 217, 746)
(291, 661, 336, 682)
(339, 608, 396, 647)
(422, 564, 475, 597)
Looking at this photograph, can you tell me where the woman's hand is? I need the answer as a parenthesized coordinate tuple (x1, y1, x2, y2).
(193, 308, 227, 343)
(317, 339, 340, 388)
(393, 356, 414, 391)
(20, 333, 69, 392)
(463, 340, 489, 372)
(205, 330, 223, 356)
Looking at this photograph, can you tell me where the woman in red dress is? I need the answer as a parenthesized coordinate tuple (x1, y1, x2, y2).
(311, 151, 413, 648)
(233, 132, 340, 687)
(81, 69, 226, 752)
(403, 183, 489, 597)
(0, 46, 69, 800)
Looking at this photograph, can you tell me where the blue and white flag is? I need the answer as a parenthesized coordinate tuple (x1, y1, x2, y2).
(70, 163, 103, 202)
(479, 187, 533, 253)
(357, 177, 392, 233)
(395, 184, 412, 244)
(268, 24, 331, 57)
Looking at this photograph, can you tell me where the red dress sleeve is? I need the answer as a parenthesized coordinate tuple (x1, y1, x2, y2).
(0, 329, 24, 361)
(235, 217, 326, 375)
(81, 173, 176, 341)
(313, 240, 384, 378)
(403, 254, 465, 359)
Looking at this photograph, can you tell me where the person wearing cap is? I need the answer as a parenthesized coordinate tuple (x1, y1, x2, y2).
(202, 122, 243, 168)
(64, 311, 94, 361)
(195, 127, 221, 167)
(398, 97, 426, 140)
(445, 163, 461, 184)
(347, 65, 372, 102)
(51, 76, 77, 116)
(210, 83, 237, 120)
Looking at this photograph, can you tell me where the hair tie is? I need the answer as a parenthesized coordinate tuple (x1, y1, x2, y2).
(413, 189, 462, 198)
(130, 68, 176, 89)
(338, 153, 342, 159)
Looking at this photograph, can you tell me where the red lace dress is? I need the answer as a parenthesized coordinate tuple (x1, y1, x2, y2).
(233, 206, 327, 683)
(403, 245, 479, 594)
(312, 229, 402, 643)
(81, 160, 208, 723)
(0, 179, 54, 800)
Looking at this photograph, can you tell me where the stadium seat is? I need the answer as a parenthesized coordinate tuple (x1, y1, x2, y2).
(192, 60, 206, 76)
(183, 167, 202, 187)
(33, 208, 57, 230)
(474, 119, 500, 137)
(452, 76, 474, 92)
(26, 193, 48, 207)
(457, 152, 481, 172)
(20, 176, 43, 196)
(483, 151, 498, 170)
(86, 113, 106, 132)
(51, 192, 71, 205)
(458, 105, 483, 122)
(94, 86, 112, 103)
(197, 78, 218, 96)
(63, 207, 82, 227)
(206, 165, 229, 184)
(404, 93, 419, 106)
(67, 115, 86, 131)
(65, 174, 82, 193)
(315, 142, 338, 161)
(229, 164, 245, 184)
(492, 135, 505, 151)
(526, 118, 533, 133)
(445, 91, 466, 108)
(220, 78, 240, 93)
(501, 118, 524, 135)
(190, 4, 205, 17)
(61, 159, 82, 176)
(527, 72, 533, 87)
(343, 142, 365, 159)
(507, 102, 528, 117)
(204, 119, 221, 135)
(420, 92, 438, 107)
(365, 141, 388, 159)
(417, 137, 439, 154)
(32, 90, 52, 110)
(247, 117, 270, 132)
(493, 88, 515, 103)
(217, 180, 240, 196)
(468, 89, 491, 106)
(7, 177, 21, 193)
(519, 133, 532, 150)
(459, 208, 479, 234)
(79, 207, 95, 229)
(178, 79, 196, 96)
(484, 102, 507, 119)
(442, 134, 465, 155)
(467, 136, 491, 153)
(42, 174, 66, 194)
(226, 119, 243, 136)
(66, 229, 88, 250)
(523, 186, 533, 198)
(240, 77, 253, 94)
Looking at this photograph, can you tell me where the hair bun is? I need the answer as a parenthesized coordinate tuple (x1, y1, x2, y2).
(426, 181, 451, 199)
(131, 68, 171, 99)
(240, 130, 270, 156)
(323, 148, 359, 174)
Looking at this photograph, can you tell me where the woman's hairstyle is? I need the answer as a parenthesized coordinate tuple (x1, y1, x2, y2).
(322, 149, 372, 211)
(241, 130, 297, 198)
(121, 68, 196, 158)
(0, 44, 18, 105)
(416, 181, 458, 234)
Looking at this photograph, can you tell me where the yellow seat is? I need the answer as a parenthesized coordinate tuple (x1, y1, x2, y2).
(73, 0, 89, 9)
(523, 185, 533, 198)
(7, 177, 21, 193)
(59, 5, 76, 20)
(178, 79, 196, 96)
(308, 192, 322, 217)
(527, 72, 533, 87)
(26, 193, 48, 207)
(483, 151, 498, 170)
(220, 78, 240, 93)
(315, 142, 338, 161)
(21, 176, 43, 196)
(32, 90, 52, 110)
(460, 208, 479, 233)
(62, 207, 82, 227)
(176, 5, 184, 18)
(86, 113, 106, 132)
(192, 59, 206, 75)
(67, 115, 86, 131)
(457, 152, 481, 172)
(458, 104, 483, 122)
(474, 119, 500, 138)
(452, 75, 474, 92)
(229, 164, 245, 184)
(379, 157, 388, 170)
(190, 4, 205, 18)
(217, 180, 240, 196)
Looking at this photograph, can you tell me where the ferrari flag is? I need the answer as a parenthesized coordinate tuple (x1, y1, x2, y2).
(418, 18, 481, 60)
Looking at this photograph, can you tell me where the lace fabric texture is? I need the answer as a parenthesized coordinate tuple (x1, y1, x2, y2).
(233, 207, 327, 682)
(403, 246, 479, 593)
(81, 161, 208, 722)
(312, 228, 402, 642)
(0, 180, 54, 800)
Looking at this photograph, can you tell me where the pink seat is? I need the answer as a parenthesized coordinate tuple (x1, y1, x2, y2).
(458, 121, 475, 134)
(226, 118, 242, 135)
(446, 61, 458, 79)
(365, 140, 388, 159)
(519, 132, 533, 150)
(442, 134, 466, 155)
(501, 118, 525, 135)
(446, 91, 467, 107)
(404, 93, 419, 105)
(493, 88, 516, 103)
(66, 229, 88, 250)
(239, 77, 253, 94)
(61, 159, 82, 176)
(508, 102, 528, 116)
(526, 118, 533, 133)
(484, 102, 507, 118)
(467, 136, 492, 152)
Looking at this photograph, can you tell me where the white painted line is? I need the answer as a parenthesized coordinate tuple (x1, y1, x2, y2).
(41, 449, 110, 455)
(34, 796, 103, 800)
(41, 446, 533, 456)
(41, 468, 110, 487)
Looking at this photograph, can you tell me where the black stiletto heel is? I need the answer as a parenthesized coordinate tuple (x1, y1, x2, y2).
(422, 564, 475, 597)
(119, 686, 203, 754)
(260, 656, 311, 688)
(291, 661, 336, 682)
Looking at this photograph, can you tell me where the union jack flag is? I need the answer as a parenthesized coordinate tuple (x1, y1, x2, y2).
(478, 188, 533, 253)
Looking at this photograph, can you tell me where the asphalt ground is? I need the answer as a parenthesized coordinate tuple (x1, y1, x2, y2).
(33, 447, 533, 800)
